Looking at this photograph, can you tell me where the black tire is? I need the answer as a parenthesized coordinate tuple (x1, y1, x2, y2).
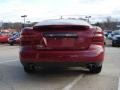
(112, 42, 116, 47)
(10, 43, 14, 46)
(88, 64, 102, 74)
(112, 41, 117, 47)
(24, 65, 35, 73)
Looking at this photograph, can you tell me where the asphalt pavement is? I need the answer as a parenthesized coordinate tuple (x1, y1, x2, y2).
(0, 43, 120, 90)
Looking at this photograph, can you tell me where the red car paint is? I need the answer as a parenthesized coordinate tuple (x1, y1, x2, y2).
(19, 19, 105, 73)
(0, 34, 9, 43)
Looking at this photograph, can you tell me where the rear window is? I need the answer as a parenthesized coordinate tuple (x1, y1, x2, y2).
(33, 25, 90, 31)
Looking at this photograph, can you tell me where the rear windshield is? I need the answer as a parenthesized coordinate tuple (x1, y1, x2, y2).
(33, 25, 90, 31)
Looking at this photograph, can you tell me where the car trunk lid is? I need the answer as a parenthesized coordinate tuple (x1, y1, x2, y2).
(33, 25, 94, 50)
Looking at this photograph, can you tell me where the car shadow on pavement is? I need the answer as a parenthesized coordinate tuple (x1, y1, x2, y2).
(25, 67, 91, 76)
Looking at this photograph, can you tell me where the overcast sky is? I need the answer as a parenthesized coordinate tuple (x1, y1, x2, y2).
(0, 0, 120, 22)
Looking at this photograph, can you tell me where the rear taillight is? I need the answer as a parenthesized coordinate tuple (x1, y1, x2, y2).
(20, 35, 33, 46)
(20, 27, 35, 46)
(20, 27, 46, 46)
(92, 27, 104, 45)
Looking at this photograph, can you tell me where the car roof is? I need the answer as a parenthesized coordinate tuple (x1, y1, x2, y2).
(34, 19, 92, 27)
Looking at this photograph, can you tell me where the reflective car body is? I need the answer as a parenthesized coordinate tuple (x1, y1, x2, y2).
(112, 30, 120, 47)
(112, 35, 120, 47)
(8, 32, 20, 45)
(19, 19, 105, 73)
(0, 32, 9, 43)
(108, 30, 120, 40)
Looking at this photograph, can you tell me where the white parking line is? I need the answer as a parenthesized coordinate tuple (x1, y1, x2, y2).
(62, 74, 84, 90)
(118, 78, 120, 90)
(0, 60, 18, 64)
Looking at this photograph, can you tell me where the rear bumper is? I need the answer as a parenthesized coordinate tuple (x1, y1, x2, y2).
(8, 40, 14, 43)
(8, 40, 19, 44)
(19, 45, 104, 66)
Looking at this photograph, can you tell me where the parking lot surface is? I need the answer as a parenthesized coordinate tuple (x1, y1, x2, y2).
(0, 44, 120, 90)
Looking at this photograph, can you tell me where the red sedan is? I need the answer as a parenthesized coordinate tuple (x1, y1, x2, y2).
(0, 32, 9, 43)
(19, 19, 105, 74)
